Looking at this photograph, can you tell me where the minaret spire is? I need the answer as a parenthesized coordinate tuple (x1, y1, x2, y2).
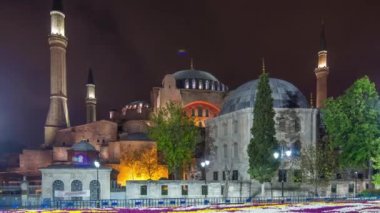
(86, 68, 97, 123)
(52, 0, 63, 12)
(190, 58, 194, 70)
(44, 0, 69, 147)
(314, 20, 329, 108)
(320, 19, 327, 51)
(261, 58, 266, 74)
(87, 68, 94, 84)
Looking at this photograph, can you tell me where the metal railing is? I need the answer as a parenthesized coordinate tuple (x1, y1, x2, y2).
(0, 195, 378, 210)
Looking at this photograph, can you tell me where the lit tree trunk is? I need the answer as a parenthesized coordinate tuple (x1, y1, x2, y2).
(261, 183, 266, 197)
(369, 159, 374, 189)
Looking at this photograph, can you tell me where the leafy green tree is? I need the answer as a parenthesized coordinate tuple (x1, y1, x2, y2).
(322, 76, 380, 188)
(300, 142, 336, 195)
(148, 101, 199, 180)
(247, 72, 279, 196)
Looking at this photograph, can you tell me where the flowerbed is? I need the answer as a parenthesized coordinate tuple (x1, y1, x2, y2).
(10, 201, 380, 213)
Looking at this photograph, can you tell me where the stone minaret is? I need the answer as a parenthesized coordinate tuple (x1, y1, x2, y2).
(44, 0, 70, 147)
(86, 69, 97, 123)
(314, 21, 329, 108)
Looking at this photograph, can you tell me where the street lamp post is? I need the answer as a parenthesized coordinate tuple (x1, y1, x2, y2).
(200, 160, 210, 197)
(94, 160, 100, 206)
(273, 146, 291, 200)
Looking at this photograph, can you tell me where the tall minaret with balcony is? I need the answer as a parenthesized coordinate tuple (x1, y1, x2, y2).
(314, 21, 329, 108)
(86, 69, 97, 123)
(44, 0, 70, 147)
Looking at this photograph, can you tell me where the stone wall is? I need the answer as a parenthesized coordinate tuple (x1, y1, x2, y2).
(125, 180, 365, 199)
(55, 120, 117, 148)
(53, 147, 69, 161)
(19, 150, 53, 174)
(125, 180, 253, 199)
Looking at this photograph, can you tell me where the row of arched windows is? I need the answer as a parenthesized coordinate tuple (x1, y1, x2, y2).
(52, 179, 100, 200)
(191, 107, 210, 117)
(183, 79, 228, 91)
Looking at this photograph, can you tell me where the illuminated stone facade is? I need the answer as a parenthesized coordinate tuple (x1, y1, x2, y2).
(151, 69, 227, 127)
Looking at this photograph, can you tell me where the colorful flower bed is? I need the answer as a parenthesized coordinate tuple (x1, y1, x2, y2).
(10, 201, 380, 213)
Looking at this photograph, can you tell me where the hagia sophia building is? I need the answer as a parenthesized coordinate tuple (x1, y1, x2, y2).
(2, 0, 331, 188)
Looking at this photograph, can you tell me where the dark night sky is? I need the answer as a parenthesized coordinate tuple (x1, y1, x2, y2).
(0, 0, 380, 150)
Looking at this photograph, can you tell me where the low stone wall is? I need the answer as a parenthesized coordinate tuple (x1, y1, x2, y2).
(125, 180, 364, 199)
(126, 180, 254, 199)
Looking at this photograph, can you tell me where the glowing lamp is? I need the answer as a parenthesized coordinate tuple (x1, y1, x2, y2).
(273, 152, 279, 159)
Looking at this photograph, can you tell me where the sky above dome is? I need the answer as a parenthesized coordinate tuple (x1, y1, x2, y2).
(0, 0, 379, 149)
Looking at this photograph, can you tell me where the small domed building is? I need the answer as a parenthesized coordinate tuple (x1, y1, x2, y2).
(205, 77, 318, 182)
(40, 141, 112, 201)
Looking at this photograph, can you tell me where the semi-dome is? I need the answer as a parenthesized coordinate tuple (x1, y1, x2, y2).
(220, 78, 308, 115)
(172, 69, 228, 91)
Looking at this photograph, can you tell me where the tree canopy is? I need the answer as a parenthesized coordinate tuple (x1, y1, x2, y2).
(247, 72, 279, 184)
(148, 101, 199, 179)
(322, 76, 380, 170)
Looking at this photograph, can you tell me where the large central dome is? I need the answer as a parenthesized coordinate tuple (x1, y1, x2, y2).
(220, 78, 308, 115)
(172, 69, 227, 91)
(173, 69, 219, 82)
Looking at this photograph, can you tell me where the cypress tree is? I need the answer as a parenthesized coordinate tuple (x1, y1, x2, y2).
(247, 71, 279, 195)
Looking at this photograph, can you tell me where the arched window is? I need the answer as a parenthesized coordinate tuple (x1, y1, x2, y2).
(90, 180, 100, 200)
(233, 143, 238, 160)
(233, 120, 238, 133)
(185, 79, 189, 89)
(205, 80, 210, 90)
(205, 109, 209, 117)
(192, 79, 196, 89)
(224, 144, 228, 159)
(223, 123, 228, 136)
(71, 180, 83, 201)
(197, 106, 203, 117)
(52, 180, 64, 200)
(198, 80, 203, 89)
(214, 146, 218, 161)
